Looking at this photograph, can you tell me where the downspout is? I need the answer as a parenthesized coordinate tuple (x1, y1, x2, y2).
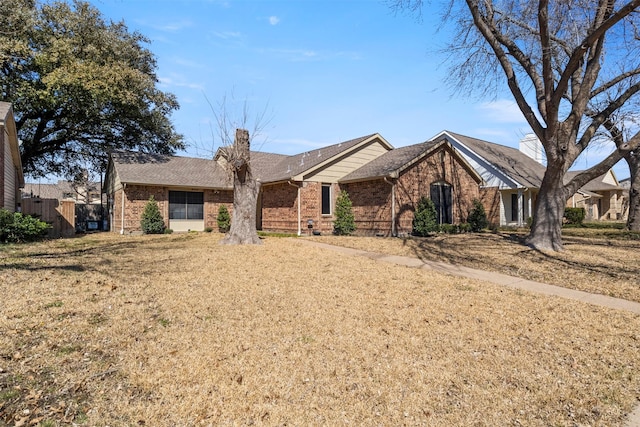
(288, 181, 302, 236)
(120, 183, 126, 235)
(384, 177, 396, 237)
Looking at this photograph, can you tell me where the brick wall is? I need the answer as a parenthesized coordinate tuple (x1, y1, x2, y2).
(301, 182, 324, 234)
(260, 182, 299, 233)
(341, 179, 393, 236)
(398, 147, 480, 235)
(0, 129, 5, 209)
(205, 190, 234, 231)
(479, 187, 501, 228)
(109, 185, 233, 233)
(344, 146, 480, 236)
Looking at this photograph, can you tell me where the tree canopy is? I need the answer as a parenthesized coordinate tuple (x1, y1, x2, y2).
(0, 0, 184, 178)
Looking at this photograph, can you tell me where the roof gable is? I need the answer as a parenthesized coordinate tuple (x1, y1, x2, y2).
(259, 133, 393, 183)
(437, 131, 546, 189)
(340, 139, 482, 184)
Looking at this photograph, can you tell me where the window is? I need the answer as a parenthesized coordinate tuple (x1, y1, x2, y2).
(321, 184, 331, 215)
(430, 182, 452, 224)
(169, 191, 204, 220)
(511, 193, 518, 222)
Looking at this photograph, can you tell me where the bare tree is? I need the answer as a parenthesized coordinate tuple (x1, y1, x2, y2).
(393, 0, 640, 250)
(210, 94, 270, 245)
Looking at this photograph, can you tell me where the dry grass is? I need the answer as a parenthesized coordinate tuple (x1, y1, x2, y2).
(310, 229, 640, 303)
(1, 232, 639, 426)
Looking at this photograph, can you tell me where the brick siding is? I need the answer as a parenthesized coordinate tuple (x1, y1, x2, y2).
(344, 146, 480, 236)
(260, 182, 300, 233)
(109, 185, 233, 233)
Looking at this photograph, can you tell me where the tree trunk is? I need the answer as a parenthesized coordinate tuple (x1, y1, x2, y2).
(626, 153, 640, 231)
(525, 165, 568, 251)
(220, 129, 262, 245)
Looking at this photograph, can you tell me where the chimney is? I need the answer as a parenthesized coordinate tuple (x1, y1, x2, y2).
(519, 133, 544, 164)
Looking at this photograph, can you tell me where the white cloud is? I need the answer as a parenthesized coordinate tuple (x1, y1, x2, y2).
(158, 75, 205, 91)
(213, 31, 242, 40)
(137, 19, 194, 33)
(477, 99, 528, 124)
(269, 16, 280, 26)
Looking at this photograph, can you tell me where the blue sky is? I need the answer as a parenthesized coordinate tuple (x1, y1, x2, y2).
(88, 0, 629, 179)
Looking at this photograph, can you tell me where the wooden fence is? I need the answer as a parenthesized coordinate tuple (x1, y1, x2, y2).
(21, 198, 75, 238)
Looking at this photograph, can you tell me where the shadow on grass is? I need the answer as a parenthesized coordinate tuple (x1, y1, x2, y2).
(404, 231, 640, 285)
(0, 262, 87, 272)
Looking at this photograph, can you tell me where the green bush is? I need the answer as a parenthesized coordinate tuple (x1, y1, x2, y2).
(217, 205, 231, 233)
(140, 196, 165, 234)
(564, 207, 586, 225)
(412, 196, 438, 236)
(0, 209, 50, 243)
(333, 190, 356, 235)
(467, 199, 488, 232)
(204, 226, 214, 233)
(440, 223, 458, 234)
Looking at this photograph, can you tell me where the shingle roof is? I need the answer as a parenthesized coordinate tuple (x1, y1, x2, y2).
(111, 151, 232, 188)
(445, 131, 546, 188)
(565, 171, 622, 192)
(341, 141, 440, 182)
(22, 181, 75, 199)
(260, 134, 380, 182)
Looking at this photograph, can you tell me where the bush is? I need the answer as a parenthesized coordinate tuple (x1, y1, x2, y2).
(440, 223, 459, 234)
(204, 226, 214, 233)
(140, 196, 165, 234)
(564, 207, 586, 226)
(412, 196, 438, 236)
(333, 190, 356, 235)
(0, 209, 50, 243)
(467, 199, 488, 232)
(217, 205, 231, 233)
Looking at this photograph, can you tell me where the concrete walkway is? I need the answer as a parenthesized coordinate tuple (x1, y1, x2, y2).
(297, 239, 640, 426)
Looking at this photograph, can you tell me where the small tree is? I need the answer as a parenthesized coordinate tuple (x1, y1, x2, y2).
(140, 196, 165, 234)
(564, 207, 586, 226)
(467, 199, 488, 232)
(217, 205, 231, 233)
(412, 196, 438, 236)
(333, 190, 356, 235)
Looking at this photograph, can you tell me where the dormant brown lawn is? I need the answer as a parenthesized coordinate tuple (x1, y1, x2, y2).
(1, 232, 639, 426)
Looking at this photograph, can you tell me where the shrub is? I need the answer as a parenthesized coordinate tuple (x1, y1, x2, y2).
(204, 226, 214, 233)
(333, 190, 356, 235)
(440, 223, 459, 234)
(467, 199, 488, 232)
(564, 207, 586, 226)
(0, 209, 50, 243)
(412, 196, 438, 236)
(140, 196, 165, 234)
(217, 205, 231, 233)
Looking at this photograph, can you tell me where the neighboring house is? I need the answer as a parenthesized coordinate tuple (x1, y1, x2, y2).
(0, 102, 25, 212)
(566, 170, 626, 221)
(22, 180, 102, 205)
(22, 179, 105, 231)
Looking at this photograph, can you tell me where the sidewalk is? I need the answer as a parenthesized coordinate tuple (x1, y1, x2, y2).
(297, 239, 640, 426)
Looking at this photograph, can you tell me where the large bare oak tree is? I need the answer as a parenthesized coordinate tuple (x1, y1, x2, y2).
(394, 0, 640, 250)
